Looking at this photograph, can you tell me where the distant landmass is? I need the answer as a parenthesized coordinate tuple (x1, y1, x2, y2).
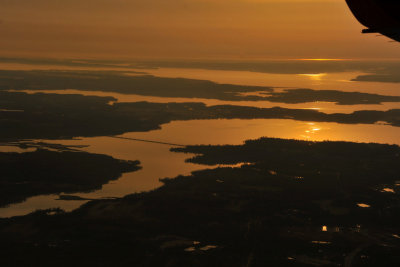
(1, 91, 400, 140)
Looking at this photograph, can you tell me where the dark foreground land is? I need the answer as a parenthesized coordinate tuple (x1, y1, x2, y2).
(0, 146, 141, 207)
(1, 138, 400, 266)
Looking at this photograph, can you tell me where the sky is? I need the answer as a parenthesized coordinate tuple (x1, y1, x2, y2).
(1, 0, 400, 60)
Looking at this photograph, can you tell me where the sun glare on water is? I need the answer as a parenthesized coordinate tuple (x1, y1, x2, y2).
(299, 73, 327, 81)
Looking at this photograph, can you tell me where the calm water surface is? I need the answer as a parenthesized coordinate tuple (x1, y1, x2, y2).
(0, 63, 399, 217)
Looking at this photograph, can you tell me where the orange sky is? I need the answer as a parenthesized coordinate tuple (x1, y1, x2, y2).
(1, 0, 400, 60)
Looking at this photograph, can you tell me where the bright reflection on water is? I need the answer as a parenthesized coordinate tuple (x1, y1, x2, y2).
(2, 119, 400, 217)
(1, 62, 400, 217)
(357, 203, 371, 208)
(381, 188, 395, 193)
(145, 67, 400, 96)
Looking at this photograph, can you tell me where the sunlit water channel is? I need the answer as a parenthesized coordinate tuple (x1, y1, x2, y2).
(0, 63, 399, 217)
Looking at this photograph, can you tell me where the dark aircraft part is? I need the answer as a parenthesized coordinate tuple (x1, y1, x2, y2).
(345, 0, 400, 42)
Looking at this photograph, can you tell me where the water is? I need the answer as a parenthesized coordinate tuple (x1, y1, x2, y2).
(0, 60, 399, 217)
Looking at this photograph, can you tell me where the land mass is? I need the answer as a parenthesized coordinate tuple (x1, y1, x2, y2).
(1, 91, 400, 140)
(0, 70, 273, 101)
(1, 70, 400, 105)
(0, 148, 141, 207)
(265, 88, 400, 105)
(0, 138, 400, 266)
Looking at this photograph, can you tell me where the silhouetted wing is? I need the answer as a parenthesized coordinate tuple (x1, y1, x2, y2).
(346, 0, 400, 42)
(379, 31, 400, 43)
